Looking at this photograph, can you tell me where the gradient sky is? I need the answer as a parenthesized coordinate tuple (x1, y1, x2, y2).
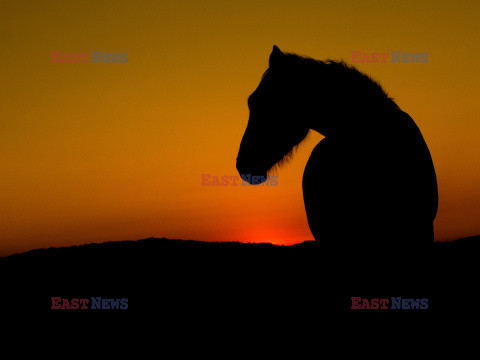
(1, 0, 479, 256)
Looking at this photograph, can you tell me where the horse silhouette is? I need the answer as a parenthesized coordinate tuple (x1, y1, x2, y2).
(236, 46, 438, 254)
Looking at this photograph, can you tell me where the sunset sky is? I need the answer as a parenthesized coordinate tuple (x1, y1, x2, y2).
(1, 0, 479, 256)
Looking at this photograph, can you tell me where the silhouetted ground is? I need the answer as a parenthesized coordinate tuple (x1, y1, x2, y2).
(1, 236, 478, 319)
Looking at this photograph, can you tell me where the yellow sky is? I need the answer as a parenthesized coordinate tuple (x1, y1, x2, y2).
(1, 0, 479, 255)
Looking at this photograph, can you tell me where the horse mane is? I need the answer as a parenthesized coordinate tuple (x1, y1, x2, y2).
(326, 58, 400, 109)
(283, 52, 400, 110)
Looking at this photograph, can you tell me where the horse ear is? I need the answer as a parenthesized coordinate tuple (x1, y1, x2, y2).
(269, 45, 286, 67)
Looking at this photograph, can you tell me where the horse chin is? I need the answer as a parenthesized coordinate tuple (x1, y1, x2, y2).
(245, 172, 268, 185)
(236, 163, 268, 185)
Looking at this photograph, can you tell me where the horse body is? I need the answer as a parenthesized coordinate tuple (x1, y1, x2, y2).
(237, 46, 438, 254)
(302, 109, 438, 253)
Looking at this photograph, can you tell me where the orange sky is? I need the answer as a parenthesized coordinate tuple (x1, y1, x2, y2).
(1, 0, 479, 256)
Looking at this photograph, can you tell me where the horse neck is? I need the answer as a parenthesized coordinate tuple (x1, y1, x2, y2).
(301, 65, 400, 139)
(309, 100, 400, 142)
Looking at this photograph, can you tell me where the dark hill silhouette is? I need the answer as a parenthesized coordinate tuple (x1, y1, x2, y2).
(1, 236, 478, 316)
(2, 237, 321, 261)
(1, 235, 476, 261)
